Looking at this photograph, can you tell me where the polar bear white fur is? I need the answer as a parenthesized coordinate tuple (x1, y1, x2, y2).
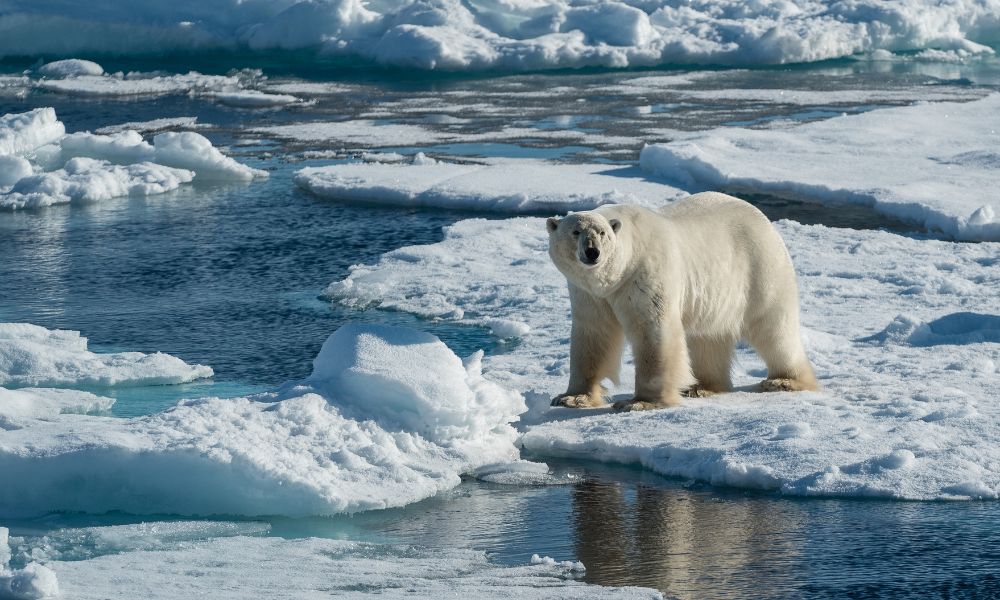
(547, 192, 817, 411)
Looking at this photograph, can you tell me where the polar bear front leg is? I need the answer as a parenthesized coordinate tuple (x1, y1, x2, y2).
(613, 315, 691, 411)
(552, 287, 624, 408)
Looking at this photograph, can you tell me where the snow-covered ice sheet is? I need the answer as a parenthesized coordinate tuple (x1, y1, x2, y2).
(0, 108, 263, 209)
(33, 71, 242, 97)
(35, 534, 659, 599)
(0, 323, 525, 517)
(257, 119, 629, 149)
(0, 1, 996, 70)
(327, 216, 1000, 500)
(640, 95, 1000, 241)
(296, 160, 684, 213)
(0, 322, 212, 389)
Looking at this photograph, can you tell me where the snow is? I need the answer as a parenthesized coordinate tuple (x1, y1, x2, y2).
(0, 322, 212, 388)
(0, 387, 114, 429)
(640, 95, 1000, 242)
(0, 528, 59, 600)
(0, 156, 30, 187)
(36, 59, 103, 78)
(0, 108, 64, 156)
(296, 160, 684, 213)
(36, 534, 659, 599)
(0, 323, 527, 517)
(1, 158, 194, 210)
(0, 1, 996, 70)
(326, 216, 1000, 500)
(0, 108, 263, 209)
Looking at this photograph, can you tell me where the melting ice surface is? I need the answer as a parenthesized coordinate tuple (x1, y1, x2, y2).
(2, 48, 1000, 598)
(0, 323, 527, 517)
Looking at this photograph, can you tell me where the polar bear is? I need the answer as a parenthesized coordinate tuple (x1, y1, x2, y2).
(547, 192, 817, 411)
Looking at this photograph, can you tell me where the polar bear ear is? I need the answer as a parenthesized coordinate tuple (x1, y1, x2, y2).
(546, 217, 560, 233)
(610, 219, 622, 233)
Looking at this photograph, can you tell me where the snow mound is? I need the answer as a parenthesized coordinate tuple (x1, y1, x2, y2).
(36, 59, 103, 78)
(0, 323, 526, 517)
(45, 535, 660, 599)
(327, 216, 1000, 500)
(0, 322, 212, 388)
(640, 95, 1000, 242)
(0, 108, 263, 209)
(0, 1, 996, 70)
(296, 160, 684, 213)
(307, 324, 522, 447)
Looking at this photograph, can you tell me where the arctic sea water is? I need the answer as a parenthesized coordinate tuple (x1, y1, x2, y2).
(2, 57, 1000, 598)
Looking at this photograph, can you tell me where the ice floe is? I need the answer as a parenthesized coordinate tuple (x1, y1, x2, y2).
(0, 322, 213, 388)
(0, 108, 264, 209)
(0, 1, 996, 70)
(0, 387, 114, 430)
(0, 323, 525, 517)
(640, 95, 1000, 241)
(296, 160, 684, 213)
(327, 215, 1000, 500)
(28, 532, 658, 599)
(34, 70, 243, 98)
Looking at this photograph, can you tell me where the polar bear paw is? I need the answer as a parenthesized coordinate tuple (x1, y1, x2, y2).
(758, 378, 810, 392)
(551, 393, 606, 408)
(612, 397, 680, 412)
(681, 384, 721, 398)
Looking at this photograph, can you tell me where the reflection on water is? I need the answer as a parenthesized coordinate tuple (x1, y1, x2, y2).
(9, 461, 1000, 598)
(572, 477, 801, 598)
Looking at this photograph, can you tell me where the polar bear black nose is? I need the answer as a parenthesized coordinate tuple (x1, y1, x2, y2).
(584, 247, 600, 262)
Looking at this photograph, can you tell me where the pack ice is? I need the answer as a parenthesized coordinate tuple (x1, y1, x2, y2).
(640, 95, 1000, 242)
(0, 1, 996, 70)
(0, 107, 264, 210)
(0, 323, 527, 517)
(328, 216, 1000, 501)
(0, 522, 660, 600)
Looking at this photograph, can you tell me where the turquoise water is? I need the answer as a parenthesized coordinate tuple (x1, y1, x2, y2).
(3, 61, 1000, 597)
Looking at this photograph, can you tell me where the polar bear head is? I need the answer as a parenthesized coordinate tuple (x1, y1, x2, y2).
(547, 211, 624, 292)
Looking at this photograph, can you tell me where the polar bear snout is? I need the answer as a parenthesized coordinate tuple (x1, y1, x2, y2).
(583, 247, 601, 264)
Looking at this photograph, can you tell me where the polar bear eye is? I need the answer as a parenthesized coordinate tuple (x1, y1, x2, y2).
(572, 230, 580, 237)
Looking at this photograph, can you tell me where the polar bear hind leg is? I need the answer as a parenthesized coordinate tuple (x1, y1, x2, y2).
(745, 312, 817, 393)
(683, 335, 735, 397)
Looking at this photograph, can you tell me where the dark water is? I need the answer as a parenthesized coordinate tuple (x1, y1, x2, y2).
(3, 64, 1000, 598)
(0, 160, 497, 410)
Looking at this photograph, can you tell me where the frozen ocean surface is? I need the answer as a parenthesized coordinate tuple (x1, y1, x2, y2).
(2, 39, 1000, 599)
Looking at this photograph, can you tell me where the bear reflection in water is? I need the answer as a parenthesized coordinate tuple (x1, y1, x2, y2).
(571, 478, 801, 596)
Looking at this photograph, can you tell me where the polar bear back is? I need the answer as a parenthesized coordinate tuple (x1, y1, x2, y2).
(593, 192, 799, 338)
